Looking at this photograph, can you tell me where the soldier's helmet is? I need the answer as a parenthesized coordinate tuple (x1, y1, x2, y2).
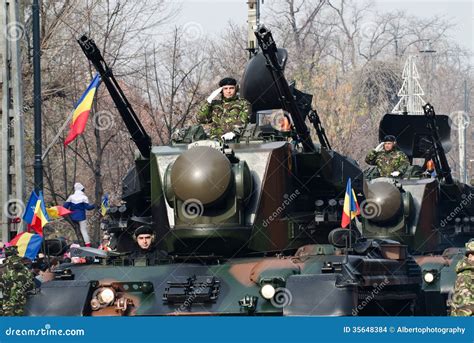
(465, 239, 474, 256)
(4, 245, 19, 257)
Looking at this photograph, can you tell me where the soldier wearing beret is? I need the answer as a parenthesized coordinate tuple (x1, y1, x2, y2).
(365, 135, 410, 177)
(197, 77, 251, 138)
(450, 239, 474, 316)
(129, 226, 165, 266)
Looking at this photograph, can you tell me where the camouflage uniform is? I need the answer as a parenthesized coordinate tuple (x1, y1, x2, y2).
(0, 246, 35, 316)
(450, 240, 474, 316)
(365, 148, 410, 177)
(196, 96, 250, 138)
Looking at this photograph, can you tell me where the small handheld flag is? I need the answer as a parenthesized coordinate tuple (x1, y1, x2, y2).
(341, 178, 360, 228)
(47, 205, 73, 219)
(64, 74, 101, 146)
(101, 193, 109, 216)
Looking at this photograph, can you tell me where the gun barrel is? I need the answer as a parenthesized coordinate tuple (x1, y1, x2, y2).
(254, 26, 315, 153)
(78, 35, 151, 159)
(423, 103, 453, 184)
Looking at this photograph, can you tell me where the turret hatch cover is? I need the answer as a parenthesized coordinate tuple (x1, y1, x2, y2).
(379, 114, 451, 159)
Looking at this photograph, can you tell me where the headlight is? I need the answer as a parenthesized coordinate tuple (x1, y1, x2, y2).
(423, 272, 435, 284)
(261, 284, 276, 300)
(97, 287, 115, 304)
(315, 200, 324, 207)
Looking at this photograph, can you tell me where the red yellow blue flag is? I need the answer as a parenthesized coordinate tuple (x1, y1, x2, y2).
(64, 74, 101, 146)
(341, 178, 360, 228)
(46, 205, 72, 219)
(9, 232, 43, 260)
(22, 190, 50, 235)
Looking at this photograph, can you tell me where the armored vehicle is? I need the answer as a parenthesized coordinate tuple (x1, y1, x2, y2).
(25, 26, 421, 316)
(361, 104, 474, 315)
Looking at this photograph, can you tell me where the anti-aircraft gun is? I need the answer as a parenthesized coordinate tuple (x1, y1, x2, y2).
(361, 103, 474, 315)
(25, 28, 421, 316)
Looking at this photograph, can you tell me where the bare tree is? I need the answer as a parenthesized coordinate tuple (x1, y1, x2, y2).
(139, 27, 207, 144)
(21, 0, 176, 243)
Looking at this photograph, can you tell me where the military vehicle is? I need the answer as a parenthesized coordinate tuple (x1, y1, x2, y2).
(25, 26, 422, 316)
(360, 103, 474, 315)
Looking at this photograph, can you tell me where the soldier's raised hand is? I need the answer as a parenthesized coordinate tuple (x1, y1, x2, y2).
(207, 87, 223, 103)
(374, 142, 384, 152)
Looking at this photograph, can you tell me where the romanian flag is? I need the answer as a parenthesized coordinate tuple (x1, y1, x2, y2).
(64, 74, 101, 146)
(101, 193, 109, 216)
(341, 178, 360, 228)
(31, 193, 50, 235)
(23, 190, 50, 235)
(9, 232, 43, 260)
(47, 205, 72, 219)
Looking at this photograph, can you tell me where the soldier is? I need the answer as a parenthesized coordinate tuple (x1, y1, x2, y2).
(450, 239, 474, 316)
(129, 226, 166, 266)
(0, 246, 35, 316)
(365, 135, 410, 177)
(196, 77, 251, 138)
(98, 234, 112, 252)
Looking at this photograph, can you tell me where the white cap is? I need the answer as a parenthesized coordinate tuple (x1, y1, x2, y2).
(74, 182, 84, 191)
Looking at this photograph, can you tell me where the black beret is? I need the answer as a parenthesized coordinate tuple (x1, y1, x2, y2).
(134, 225, 154, 237)
(219, 77, 237, 87)
(382, 135, 396, 142)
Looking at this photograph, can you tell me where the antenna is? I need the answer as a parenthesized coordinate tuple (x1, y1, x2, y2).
(247, 0, 262, 58)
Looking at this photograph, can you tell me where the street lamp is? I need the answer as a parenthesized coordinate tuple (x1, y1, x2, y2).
(419, 40, 437, 99)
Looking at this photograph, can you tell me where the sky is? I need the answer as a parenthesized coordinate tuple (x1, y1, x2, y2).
(171, 0, 473, 60)
(373, 0, 473, 53)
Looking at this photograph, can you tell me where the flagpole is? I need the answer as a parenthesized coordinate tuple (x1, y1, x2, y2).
(42, 108, 75, 160)
(345, 230, 349, 264)
(349, 214, 352, 251)
(32, 0, 43, 192)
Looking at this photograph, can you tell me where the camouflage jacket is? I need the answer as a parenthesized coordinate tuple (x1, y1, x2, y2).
(196, 96, 250, 138)
(0, 254, 35, 316)
(450, 258, 474, 316)
(365, 149, 410, 177)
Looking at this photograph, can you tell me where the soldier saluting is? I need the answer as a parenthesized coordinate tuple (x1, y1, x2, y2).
(197, 77, 251, 138)
(365, 135, 410, 177)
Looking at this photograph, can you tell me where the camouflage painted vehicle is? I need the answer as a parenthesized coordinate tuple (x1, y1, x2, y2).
(25, 26, 421, 316)
(360, 104, 474, 315)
